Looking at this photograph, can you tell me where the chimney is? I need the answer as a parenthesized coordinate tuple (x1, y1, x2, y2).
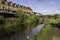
(12, 3, 16, 7)
(16, 4, 20, 8)
(2, 0, 7, 5)
(2, 0, 7, 2)
(8, 2, 12, 6)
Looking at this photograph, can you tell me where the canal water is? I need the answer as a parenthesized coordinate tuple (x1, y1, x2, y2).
(0, 24, 44, 40)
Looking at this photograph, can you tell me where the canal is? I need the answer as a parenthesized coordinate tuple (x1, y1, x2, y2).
(0, 24, 44, 40)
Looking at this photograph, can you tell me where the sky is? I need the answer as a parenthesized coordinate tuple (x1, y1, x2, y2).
(7, 0, 60, 15)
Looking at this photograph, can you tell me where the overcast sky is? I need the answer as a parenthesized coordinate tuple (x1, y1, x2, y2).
(8, 0, 60, 15)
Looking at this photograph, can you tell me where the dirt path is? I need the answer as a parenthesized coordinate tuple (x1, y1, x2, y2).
(52, 27, 60, 40)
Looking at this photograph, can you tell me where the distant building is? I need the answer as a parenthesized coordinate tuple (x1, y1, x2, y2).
(34, 12, 42, 16)
(33, 12, 43, 18)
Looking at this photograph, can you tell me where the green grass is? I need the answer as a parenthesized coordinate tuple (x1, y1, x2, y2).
(33, 15, 60, 40)
(33, 22, 52, 40)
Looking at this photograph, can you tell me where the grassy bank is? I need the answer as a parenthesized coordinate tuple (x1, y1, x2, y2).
(33, 14, 60, 40)
(33, 21, 52, 40)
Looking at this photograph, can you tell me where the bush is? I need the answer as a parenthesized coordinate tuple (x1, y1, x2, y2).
(33, 22, 52, 40)
(0, 10, 40, 35)
(23, 14, 39, 30)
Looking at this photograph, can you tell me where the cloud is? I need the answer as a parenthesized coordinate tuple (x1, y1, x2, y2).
(54, 10, 60, 14)
(50, 1, 55, 4)
(40, 10, 53, 15)
(40, 10, 60, 15)
(36, 0, 43, 2)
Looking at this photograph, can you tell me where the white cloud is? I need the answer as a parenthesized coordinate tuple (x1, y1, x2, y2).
(40, 10, 53, 15)
(50, 1, 55, 4)
(40, 10, 60, 15)
(54, 10, 60, 14)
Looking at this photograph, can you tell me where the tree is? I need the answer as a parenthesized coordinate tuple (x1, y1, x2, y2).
(54, 14, 59, 19)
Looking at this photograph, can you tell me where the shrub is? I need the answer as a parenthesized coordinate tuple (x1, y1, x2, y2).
(0, 10, 40, 35)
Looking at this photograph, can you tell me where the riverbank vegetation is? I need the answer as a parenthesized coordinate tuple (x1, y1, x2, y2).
(33, 14, 60, 40)
(0, 10, 40, 36)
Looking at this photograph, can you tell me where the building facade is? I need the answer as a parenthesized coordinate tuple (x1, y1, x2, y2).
(0, 0, 33, 14)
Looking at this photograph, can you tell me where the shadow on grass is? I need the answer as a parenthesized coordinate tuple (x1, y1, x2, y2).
(50, 23, 60, 28)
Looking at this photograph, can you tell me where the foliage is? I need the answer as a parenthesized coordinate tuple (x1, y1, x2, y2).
(33, 21, 52, 40)
(33, 14, 60, 40)
(0, 10, 40, 35)
(23, 14, 39, 29)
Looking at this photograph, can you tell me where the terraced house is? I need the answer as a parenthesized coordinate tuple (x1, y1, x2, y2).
(0, 0, 33, 14)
